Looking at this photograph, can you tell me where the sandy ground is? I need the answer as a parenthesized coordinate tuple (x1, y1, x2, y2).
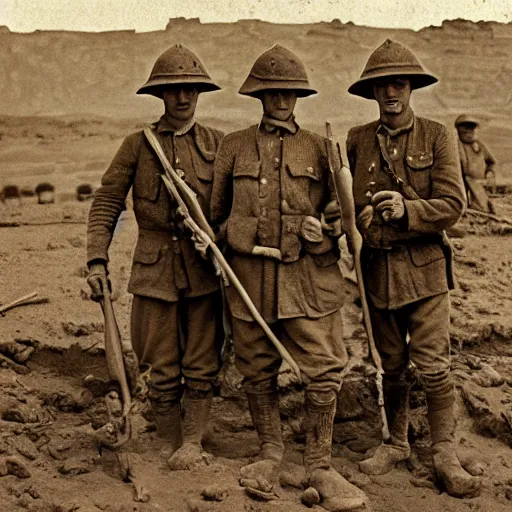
(0, 119, 512, 512)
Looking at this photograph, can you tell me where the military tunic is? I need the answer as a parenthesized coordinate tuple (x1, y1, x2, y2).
(458, 138, 496, 212)
(347, 115, 465, 376)
(87, 116, 224, 402)
(211, 119, 347, 391)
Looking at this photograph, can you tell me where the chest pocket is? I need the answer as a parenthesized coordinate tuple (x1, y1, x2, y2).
(283, 163, 322, 214)
(231, 161, 261, 215)
(133, 149, 162, 202)
(406, 151, 433, 199)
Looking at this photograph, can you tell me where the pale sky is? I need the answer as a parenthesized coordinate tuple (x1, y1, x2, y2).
(1, 0, 511, 32)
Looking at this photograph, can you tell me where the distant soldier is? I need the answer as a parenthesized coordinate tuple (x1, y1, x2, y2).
(346, 40, 481, 498)
(86, 44, 224, 469)
(455, 114, 497, 213)
(211, 45, 368, 510)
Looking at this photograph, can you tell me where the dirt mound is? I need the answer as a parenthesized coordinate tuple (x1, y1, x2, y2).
(1, 196, 512, 511)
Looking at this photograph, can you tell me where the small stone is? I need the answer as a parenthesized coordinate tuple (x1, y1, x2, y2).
(68, 236, 84, 248)
(201, 484, 229, 501)
(58, 457, 91, 475)
(472, 365, 504, 388)
(0, 456, 31, 478)
(186, 497, 211, 512)
(14, 436, 39, 461)
(302, 486, 321, 506)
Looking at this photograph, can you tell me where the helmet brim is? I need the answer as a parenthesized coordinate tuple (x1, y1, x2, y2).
(348, 71, 438, 99)
(238, 77, 317, 98)
(137, 76, 221, 98)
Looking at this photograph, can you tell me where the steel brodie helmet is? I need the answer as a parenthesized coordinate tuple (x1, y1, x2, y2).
(137, 44, 220, 98)
(238, 44, 317, 97)
(348, 39, 438, 99)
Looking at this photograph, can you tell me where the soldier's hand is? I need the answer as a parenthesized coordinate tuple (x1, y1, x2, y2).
(191, 231, 210, 260)
(357, 205, 374, 231)
(301, 216, 323, 243)
(87, 262, 110, 302)
(371, 191, 405, 222)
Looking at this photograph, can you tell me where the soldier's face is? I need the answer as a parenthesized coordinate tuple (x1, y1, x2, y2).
(261, 90, 297, 121)
(373, 77, 411, 116)
(457, 124, 477, 144)
(162, 86, 199, 121)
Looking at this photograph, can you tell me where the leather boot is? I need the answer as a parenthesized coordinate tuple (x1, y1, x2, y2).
(428, 400, 481, 498)
(359, 378, 411, 475)
(152, 400, 183, 459)
(167, 388, 213, 471)
(239, 391, 284, 500)
(303, 391, 369, 512)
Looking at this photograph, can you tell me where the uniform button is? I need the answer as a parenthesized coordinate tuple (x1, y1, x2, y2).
(307, 166, 314, 174)
(175, 157, 180, 165)
(260, 178, 268, 185)
(281, 199, 289, 210)
(365, 191, 373, 198)
(171, 236, 178, 241)
(176, 168, 185, 178)
(261, 207, 268, 217)
(274, 158, 280, 169)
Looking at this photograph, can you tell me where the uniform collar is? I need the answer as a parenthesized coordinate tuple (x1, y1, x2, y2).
(156, 115, 196, 136)
(377, 113, 415, 138)
(260, 114, 298, 135)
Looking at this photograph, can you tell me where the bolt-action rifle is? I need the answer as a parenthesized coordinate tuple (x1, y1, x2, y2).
(325, 122, 390, 442)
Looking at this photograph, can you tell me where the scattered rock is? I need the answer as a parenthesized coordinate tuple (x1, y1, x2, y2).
(68, 236, 84, 248)
(186, 497, 212, 512)
(58, 456, 91, 475)
(43, 389, 93, 412)
(14, 436, 39, 461)
(472, 364, 505, 388)
(302, 486, 321, 506)
(461, 383, 512, 447)
(201, 484, 229, 501)
(0, 339, 37, 364)
(2, 404, 44, 424)
(0, 456, 31, 478)
(61, 321, 103, 336)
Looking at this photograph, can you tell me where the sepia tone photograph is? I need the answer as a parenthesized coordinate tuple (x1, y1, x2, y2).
(0, 1, 511, 510)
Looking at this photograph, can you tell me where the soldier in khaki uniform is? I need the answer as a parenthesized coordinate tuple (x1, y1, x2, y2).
(211, 45, 368, 511)
(455, 114, 497, 213)
(346, 40, 481, 498)
(86, 44, 223, 469)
